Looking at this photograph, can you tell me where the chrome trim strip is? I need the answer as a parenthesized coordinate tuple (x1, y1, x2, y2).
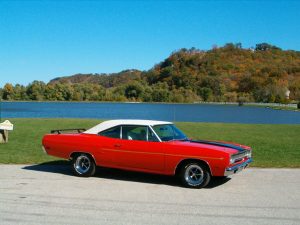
(120, 126, 122, 139)
(146, 126, 149, 141)
(224, 158, 253, 176)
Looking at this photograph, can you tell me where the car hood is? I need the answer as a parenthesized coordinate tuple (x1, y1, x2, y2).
(172, 139, 251, 154)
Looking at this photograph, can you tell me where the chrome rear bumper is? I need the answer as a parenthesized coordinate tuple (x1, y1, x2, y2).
(224, 158, 253, 176)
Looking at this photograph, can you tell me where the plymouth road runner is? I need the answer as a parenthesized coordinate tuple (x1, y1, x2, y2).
(42, 120, 252, 188)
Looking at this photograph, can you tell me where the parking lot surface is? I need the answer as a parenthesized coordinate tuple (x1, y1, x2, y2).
(0, 165, 299, 225)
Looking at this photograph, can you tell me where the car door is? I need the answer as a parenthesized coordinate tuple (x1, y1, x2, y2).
(114, 125, 165, 172)
(96, 125, 121, 166)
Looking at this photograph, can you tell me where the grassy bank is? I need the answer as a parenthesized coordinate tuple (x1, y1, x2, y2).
(0, 118, 299, 167)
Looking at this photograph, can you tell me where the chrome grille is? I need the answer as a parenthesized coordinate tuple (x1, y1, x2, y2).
(231, 150, 250, 163)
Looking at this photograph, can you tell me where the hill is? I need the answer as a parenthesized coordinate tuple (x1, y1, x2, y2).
(50, 69, 142, 88)
(1, 43, 300, 103)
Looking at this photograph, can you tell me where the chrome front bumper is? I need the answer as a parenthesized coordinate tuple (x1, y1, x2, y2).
(224, 158, 253, 176)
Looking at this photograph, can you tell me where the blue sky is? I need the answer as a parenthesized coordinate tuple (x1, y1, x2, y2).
(0, 0, 299, 86)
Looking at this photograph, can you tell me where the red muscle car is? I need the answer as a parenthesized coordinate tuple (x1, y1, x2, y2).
(42, 120, 252, 188)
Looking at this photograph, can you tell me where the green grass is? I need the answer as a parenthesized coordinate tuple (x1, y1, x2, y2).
(266, 106, 299, 111)
(243, 104, 299, 111)
(0, 118, 299, 167)
(177, 123, 300, 168)
(0, 118, 100, 164)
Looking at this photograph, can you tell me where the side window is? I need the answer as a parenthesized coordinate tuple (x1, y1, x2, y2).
(122, 125, 147, 141)
(99, 126, 121, 139)
(153, 125, 174, 141)
(121, 125, 159, 142)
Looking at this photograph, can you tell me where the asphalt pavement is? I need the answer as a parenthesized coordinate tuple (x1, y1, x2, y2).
(0, 164, 299, 225)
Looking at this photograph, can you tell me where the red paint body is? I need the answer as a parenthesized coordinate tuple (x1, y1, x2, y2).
(42, 133, 251, 177)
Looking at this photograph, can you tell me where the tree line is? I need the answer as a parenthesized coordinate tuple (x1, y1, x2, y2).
(1, 43, 300, 103)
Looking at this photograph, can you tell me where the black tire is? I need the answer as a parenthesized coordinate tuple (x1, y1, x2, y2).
(179, 162, 211, 188)
(72, 153, 96, 177)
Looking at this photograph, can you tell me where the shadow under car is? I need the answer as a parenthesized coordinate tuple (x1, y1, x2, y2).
(22, 161, 231, 188)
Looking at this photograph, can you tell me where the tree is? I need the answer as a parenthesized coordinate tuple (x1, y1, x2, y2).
(13, 84, 27, 100)
(124, 82, 144, 100)
(237, 93, 253, 105)
(151, 82, 171, 102)
(198, 87, 212, 101)
(26, 81, 46, 100)
(224, 92, 237, 102)
(255, 43, 281, 51)
(141, 86, 153, 102)
(3, 83, 14, 100)
(200, 77, 225, 99)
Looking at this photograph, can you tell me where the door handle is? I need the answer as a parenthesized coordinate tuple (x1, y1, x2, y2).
(114, 144, 121, 148)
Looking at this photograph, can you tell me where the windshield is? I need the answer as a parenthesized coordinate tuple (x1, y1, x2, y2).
(152, 124, 187, 141)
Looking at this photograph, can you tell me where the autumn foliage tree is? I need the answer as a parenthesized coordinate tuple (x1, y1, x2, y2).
(1, 43, 299, 103)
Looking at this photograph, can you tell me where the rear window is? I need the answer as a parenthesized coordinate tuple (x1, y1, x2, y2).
(99, 126, 121, 139)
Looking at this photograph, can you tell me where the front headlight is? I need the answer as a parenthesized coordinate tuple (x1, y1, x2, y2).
(230, 157, 235, 164)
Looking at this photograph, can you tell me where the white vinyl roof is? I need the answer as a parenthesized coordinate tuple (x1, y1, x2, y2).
(84, 119, 173, 134)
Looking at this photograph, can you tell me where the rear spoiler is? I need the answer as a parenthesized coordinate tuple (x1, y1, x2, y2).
(50, 128, 86, 134)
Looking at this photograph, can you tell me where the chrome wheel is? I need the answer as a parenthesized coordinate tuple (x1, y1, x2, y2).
(184, 164, 204, 186)
(75, 155, 91, 174)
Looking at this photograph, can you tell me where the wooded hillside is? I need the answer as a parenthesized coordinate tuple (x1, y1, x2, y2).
(1, 43, 300, 103)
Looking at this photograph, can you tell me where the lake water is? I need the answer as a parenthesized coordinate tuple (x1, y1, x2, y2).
(1, 102, 299, 124)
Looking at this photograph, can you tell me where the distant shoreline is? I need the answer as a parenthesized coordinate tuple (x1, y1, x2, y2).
(0, 100, 298, 106)
(1, 100, 298, 111)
